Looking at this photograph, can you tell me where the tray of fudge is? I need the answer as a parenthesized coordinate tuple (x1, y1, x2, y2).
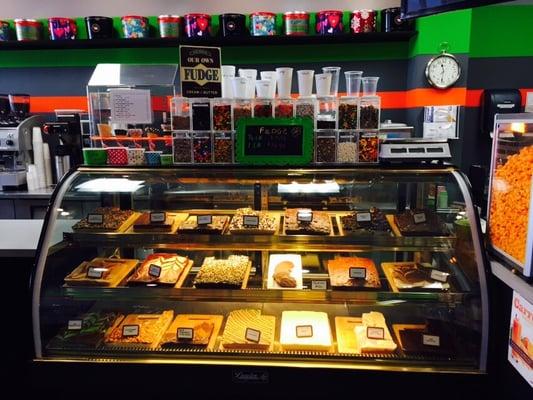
(393, 319, 456, 356)
(228, 207, 279, 235)
(283, 208, 333, 236)
(327, 257, 382, 290)
(382, 262, 452, 292)
(104, 310, 174, 349)
(338, 207, 393, 236)
(267, 254, 303, 290)
(127, 253, 193, 287)
(220, 309, 276, 351)
(160, 314, 223, 350)
(130, 211, 188, 233)
(72, 207, 139, 233)
(193, 255, 251, 289)
(387, 209, 449, 237)
(64, 257, 138, 287)
(279, 311, 333, 352)
(336, 312, 397, 354)
(177, 214, 230, 234)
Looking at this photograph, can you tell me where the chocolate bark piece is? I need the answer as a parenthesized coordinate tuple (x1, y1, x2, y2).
(394, 209, 447, 236)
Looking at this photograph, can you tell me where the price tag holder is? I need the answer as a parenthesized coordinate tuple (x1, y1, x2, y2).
(148, 264, 162, 278)
(296, 325, 313, 338)
(297, 210, 313, 223)
(356, 212, 372, 222)
(367, 326, 385, 340)
(177, 327, 194, 341)
(349, 267, 367, 279)
(311, 281, 327, 290)
(87, 213, 104, 224)
(422, 334, 440, 347)
(430, 269, 449, 283)
(68, 319, 83, 330)
(122, 325, 140, 337)
(150, 212, 166, 223)
(245, 328, 261, 343)
(413, 212, 427, 224)
(243, 215, 259, 228)
(197, 215, 212, 225)
(86, 267, 104, 279)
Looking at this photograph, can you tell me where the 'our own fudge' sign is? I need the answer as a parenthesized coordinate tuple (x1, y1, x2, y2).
(236, 117, 313, 165)
(179, 45, 221, 98)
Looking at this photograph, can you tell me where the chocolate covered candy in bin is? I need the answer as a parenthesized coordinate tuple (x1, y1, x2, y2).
(233, 99, 252, 128)
(191, 99, 211, 131)
(275, 98, 294, 118)
(338, 96, 359, 129)
(193, 131, 212, 163)
(337, 131, 357, 164)
(253, 99, 273, 118)
(171, 96, 190, 130)
(214, 132, 233, 164)
(360, 96, 380, 130)
(358, 132, 379, 163)
(212, 98, 232, 131)
(315, 130, 337, 163)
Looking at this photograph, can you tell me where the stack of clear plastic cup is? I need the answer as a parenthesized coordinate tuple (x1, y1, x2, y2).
(362, 77, 379, 96)
(322, 66, 341, 97)
(345, 71, 363, 96)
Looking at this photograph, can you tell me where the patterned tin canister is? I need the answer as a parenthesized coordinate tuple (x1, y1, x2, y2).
(250, 12, 276, 36)
(284, 12, 308, 36)
(85, 16, 113, 39)
(158, 15, 182, 38)
(316, 10, 344, 35)
(107, 147, 129, 166)
(0, 21, 10, 41)
(220, 13, 246, 37)
(14, 19, 42, 41)
(127, 148, 145, 166)
(145, 151, 162, 166)
(184, 13, 211, 38)
(48, 17, 77, 40)
(350, 10, 377, 33)
(121, 15, 149, 39)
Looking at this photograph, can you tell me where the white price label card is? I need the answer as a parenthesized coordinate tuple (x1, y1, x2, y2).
(413, 212, 427, 224)
(297, 210, 313, 222)
(177, 327, 194, 340)
(197, 215, 212, 225)
(110, 89, 153, 125)
(86, 267, 104, 279)
(68, 320, 83, 330)
(296, 325, 313, 338)
(423, 334, 440, 347)
(87, 213, 103, 224)
(122, 325, 140, 337)
(243, 215, 259, 228)
(148, 264, 162, 278)
(311, 281, 327, 290)
(150, 212, 166, 223)
(245, 328, 261, 343)
(367, 326, 385, 340)
(430, 269, 449, 283)
(349, 267, 367, 279)
(356, 212, 371, 222)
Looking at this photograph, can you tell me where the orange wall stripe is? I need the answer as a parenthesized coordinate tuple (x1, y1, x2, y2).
(30, 96, 88, 113)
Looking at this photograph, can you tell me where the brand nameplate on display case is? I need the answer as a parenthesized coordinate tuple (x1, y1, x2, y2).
(148, 264, 162, 278)
(413, 212, 427, 224)
(430, 269, 449, 283)
(122, 325, 140, 337)
(86, 267, 104, 279)
(179, 45, 222, 98)
(87, 213, 103, 224)
(367, 327, 385, 340)
(423, 334, 440, 347)
(243, 215, 259, 228)
(245, 328, 261, 343)
(68, 320, 83, 330)
(150, 212, 166, 223)
(197, 215, 212, 225)
(297, 211, 313, 222)
(356, 212, 372, 222)
(177, 327, 194, 340)
(349, 267, 367, 279)
(296, 325, 313, 338)
(311, 281, 327, 290)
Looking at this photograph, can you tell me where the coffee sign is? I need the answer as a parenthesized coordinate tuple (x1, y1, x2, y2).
(179, 45, 222, 98)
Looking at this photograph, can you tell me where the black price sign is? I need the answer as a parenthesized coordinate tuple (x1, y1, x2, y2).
(68, 320, 83, 330)
(356, 212, 371, 222)
(148, 264, 162, 278)
(197, 215, 212, 225)
(243, 215, 259, 228)
(177, 327, 194, 341)
(150, 212, 166, 223)
(87, 213, 103, 224)
(122, 325, 140, 337)
(245, 125, 304, 157)
(297, 210, 313, 222)
(179, 45, 221, 98)
(413, 212, 427, 224)
(349, 267, 367, 279)
(296, 325, 313, 338)
(366, 327, 385, 340)
(422, 334, 440, 347)
(245, 328, 261, 343)
(86, 267, 104, 279)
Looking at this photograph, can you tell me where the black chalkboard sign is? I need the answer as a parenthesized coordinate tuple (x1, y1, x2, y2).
(236, 117, 313, 165)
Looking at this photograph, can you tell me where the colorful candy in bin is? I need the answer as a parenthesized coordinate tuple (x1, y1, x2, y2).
(316, 10, 344, 35)
(184, 13, 211, 37)
(48, 17, 77, 40)
(350, 10, 377, 33)
(0, 21, 10, 41)
(250, 12, 277, 36)
(121, 15, 149, 39)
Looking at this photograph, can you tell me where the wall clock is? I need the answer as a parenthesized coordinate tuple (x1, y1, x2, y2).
(425, 52, 461, 89)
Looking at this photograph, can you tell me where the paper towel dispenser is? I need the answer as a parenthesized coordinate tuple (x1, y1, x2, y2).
(480, 89, 521, 134)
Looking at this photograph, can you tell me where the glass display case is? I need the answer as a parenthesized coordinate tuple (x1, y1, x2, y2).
(487, 113, 533, 277)
(31, 165, 488, 374)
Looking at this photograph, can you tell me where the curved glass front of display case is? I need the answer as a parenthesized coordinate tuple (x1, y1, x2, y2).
(32, 166, 489, 373)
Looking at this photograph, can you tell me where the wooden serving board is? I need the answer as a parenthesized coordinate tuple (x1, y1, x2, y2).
(129, 212, 189, 234)
(64, 258, 139, 288)
(228, 213, 280, 235)
(72, 212, 140, 233)
(386, 214, 402, 237)
(104, 312, 174, 349)
(382, 262, 402, 293)
(174, 260, 194, 289)
(335, 316, 363, 354)
(158, 314, 224, 350)
(392, 324, 426, 352)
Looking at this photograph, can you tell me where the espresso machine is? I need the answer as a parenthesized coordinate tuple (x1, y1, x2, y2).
(0, 93, 43, 189)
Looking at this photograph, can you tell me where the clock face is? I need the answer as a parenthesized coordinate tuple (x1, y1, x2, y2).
(426, 54, 461, 89)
